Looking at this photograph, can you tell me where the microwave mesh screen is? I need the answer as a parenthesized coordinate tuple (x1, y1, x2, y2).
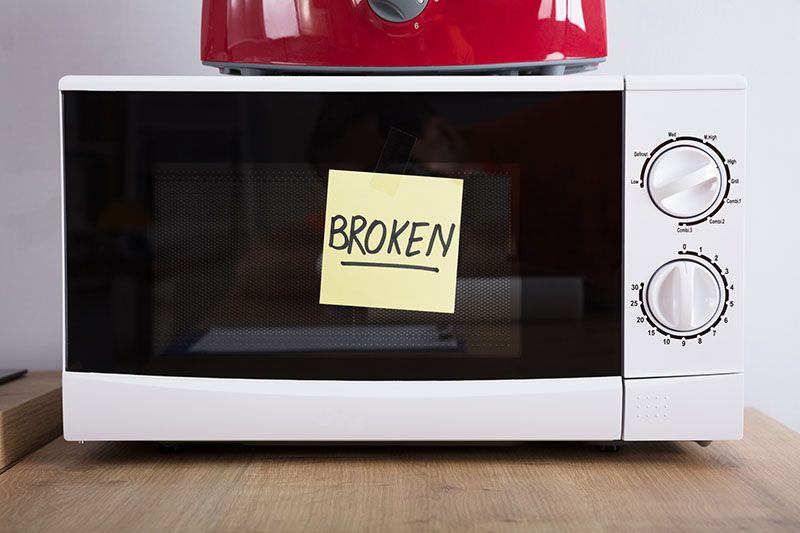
(152, 165, 517, 357)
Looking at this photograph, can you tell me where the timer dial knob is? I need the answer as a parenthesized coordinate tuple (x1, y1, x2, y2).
(646, 140, 725, 219)
(646, 258, 723, 334)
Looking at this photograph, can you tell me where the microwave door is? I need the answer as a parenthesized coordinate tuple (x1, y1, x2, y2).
(63, 88, 622, 381)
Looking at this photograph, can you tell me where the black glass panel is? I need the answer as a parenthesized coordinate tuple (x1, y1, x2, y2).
(63, 90, 622, 379)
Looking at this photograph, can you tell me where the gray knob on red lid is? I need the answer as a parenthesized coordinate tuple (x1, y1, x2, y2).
(368, 0, 429, 23)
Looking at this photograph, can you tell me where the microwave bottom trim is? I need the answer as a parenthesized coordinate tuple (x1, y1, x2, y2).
(62, 372, 743, 443)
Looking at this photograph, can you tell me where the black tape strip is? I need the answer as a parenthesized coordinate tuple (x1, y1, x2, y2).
(375, 127, 417, 175)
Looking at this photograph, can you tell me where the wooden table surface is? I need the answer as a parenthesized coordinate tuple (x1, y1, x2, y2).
(1, 408, 798, 531)
(0, 371, 62, 471)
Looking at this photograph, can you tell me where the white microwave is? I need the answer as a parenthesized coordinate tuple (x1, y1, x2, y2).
(60, 75, 745, 445)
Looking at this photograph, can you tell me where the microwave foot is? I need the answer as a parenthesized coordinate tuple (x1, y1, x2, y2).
(696, 441, 713, 448)
(595, 444, 620, 452)
(157, 442, 182, 454)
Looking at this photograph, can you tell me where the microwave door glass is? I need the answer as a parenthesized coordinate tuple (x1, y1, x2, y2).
(63, 90, 622, 380)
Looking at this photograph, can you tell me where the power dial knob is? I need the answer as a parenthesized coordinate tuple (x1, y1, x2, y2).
(645, 258, 723, 335)
(646, 140, 725, 219)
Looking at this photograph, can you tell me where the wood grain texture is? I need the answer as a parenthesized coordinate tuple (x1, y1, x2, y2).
(0, 408, 798, 532)
(0, 371, 62, 471)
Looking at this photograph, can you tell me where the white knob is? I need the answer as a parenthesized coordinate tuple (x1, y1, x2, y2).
(647, 141, 724, 219)
(646, 259, 722, 334)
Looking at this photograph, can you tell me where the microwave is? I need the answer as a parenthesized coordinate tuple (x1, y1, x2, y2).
(60, 75, 745, 445)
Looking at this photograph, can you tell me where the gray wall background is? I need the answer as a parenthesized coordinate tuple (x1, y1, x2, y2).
(2, 1, 799, 431)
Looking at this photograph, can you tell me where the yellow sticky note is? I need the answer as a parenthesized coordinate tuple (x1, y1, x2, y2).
(320, 169, 464, 313)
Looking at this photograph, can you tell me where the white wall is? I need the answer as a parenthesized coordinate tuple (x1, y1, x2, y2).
(1, 1, 798, 431)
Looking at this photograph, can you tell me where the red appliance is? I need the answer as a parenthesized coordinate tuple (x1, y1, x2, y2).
(201, 0, 607, 75)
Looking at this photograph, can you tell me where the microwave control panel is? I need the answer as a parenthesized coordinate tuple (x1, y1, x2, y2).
(624, 76, 746, 378)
